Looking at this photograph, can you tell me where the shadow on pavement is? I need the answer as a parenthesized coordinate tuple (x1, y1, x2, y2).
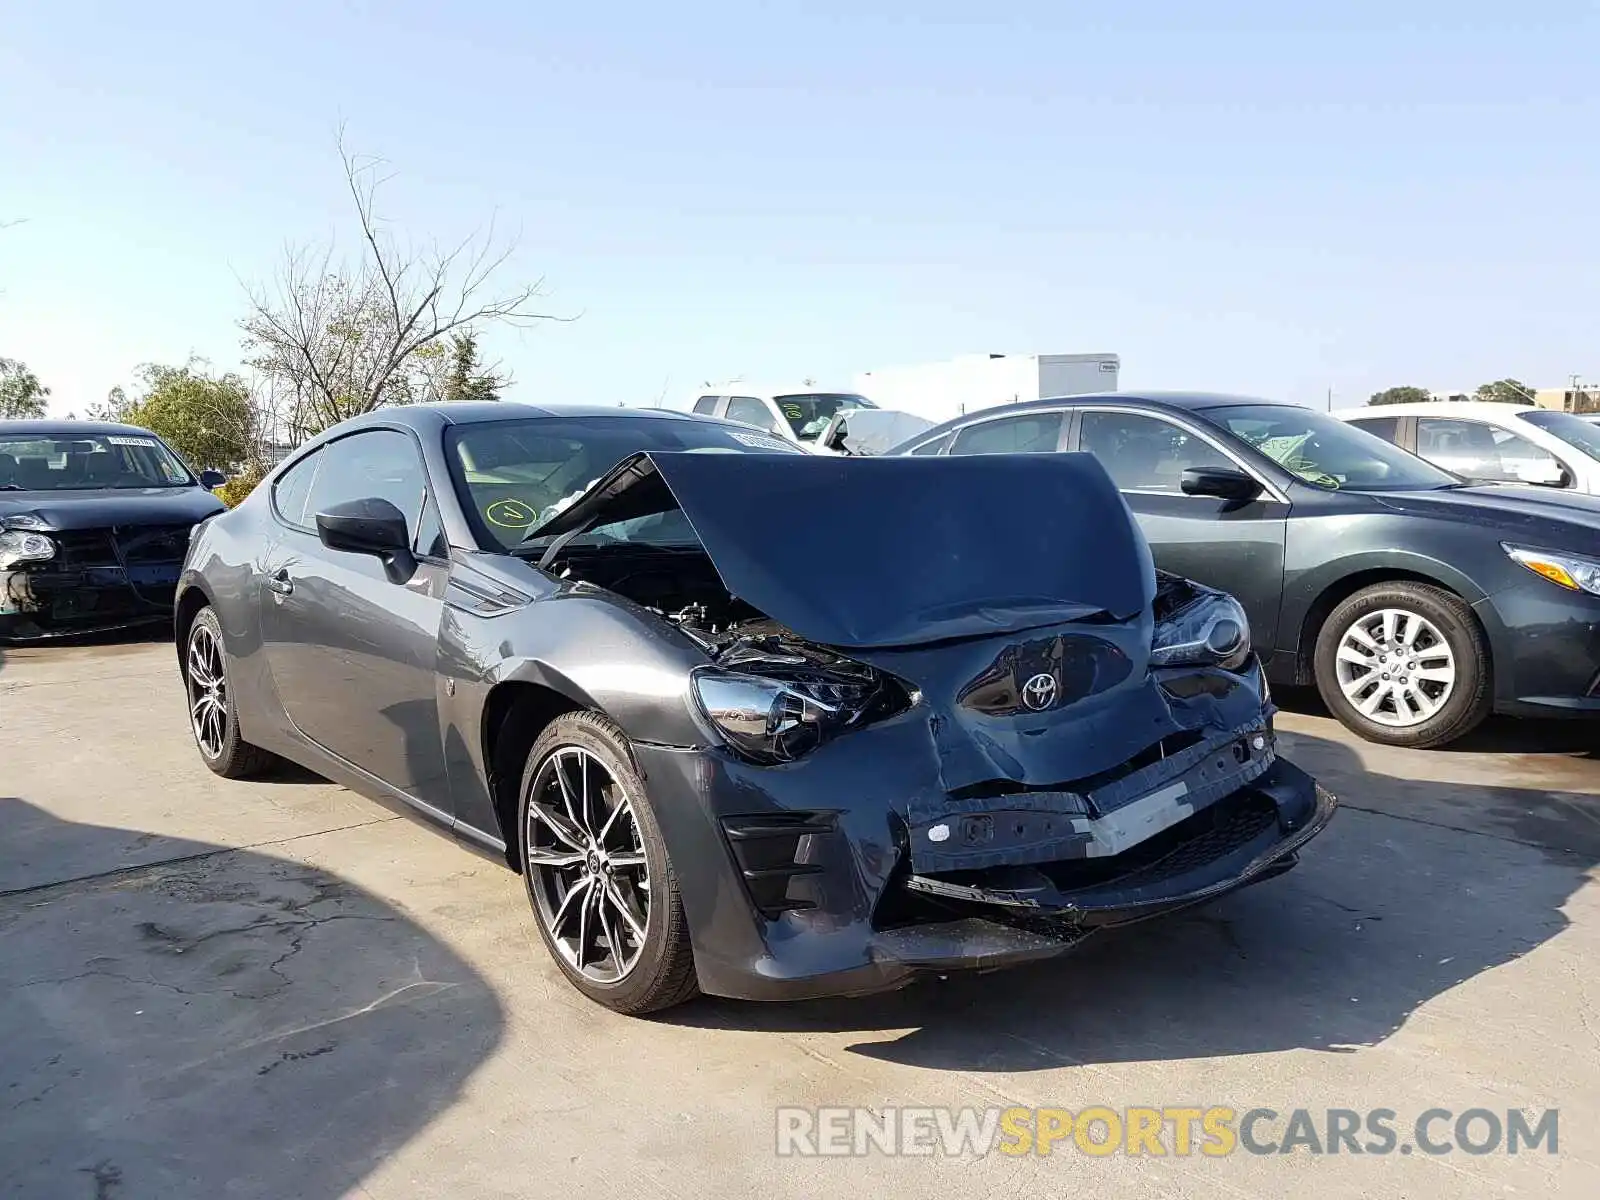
(669, 728, 1598, 1071)
(0, 798, 503, 1200)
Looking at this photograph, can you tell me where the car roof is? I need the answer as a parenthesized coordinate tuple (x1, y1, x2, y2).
(325, 401, 734, 431)
(896, 391, 1302, 448)
(0, 419, 166, 438)
(1334, 401, 1541, 419)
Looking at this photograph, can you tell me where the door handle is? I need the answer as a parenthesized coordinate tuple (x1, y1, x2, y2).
(267, 568, 294, 596)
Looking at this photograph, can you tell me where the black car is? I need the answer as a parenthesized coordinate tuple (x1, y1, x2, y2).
(174, 403, 1335, 1013)
(1, 421, 226, 641)
(892, 392, 1600, 748)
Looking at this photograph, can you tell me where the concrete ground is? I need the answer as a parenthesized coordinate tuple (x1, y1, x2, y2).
(3, 636, 1598, 1199)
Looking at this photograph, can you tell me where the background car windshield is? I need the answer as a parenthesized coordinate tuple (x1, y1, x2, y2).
(1204, 405, 1460, 491)
(773, 393, 876, 441)
(0, 432, 194, 491)
(1518, 409, 1600, 462)
(447, 417, 799, 550)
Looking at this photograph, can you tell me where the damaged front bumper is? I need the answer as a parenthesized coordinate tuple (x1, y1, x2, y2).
(1, 544, 186, 641)
(634, 719, 1337, 1003)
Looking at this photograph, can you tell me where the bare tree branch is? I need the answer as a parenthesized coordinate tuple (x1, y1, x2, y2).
(239, 132, 571, 436)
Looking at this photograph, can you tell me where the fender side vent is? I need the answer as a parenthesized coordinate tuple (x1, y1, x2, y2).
(721, 813, 835, 917)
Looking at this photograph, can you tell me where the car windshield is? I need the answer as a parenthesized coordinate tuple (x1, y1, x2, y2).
(445, 416, 800, 551)
(773, 393, 876, 441)
(1202, 404, 1462, 491)
(1517, 409, 1600, 462)
(0, 432, 195, 491)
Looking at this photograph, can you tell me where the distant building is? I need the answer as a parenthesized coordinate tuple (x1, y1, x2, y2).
(1534, 386, 1600, 414)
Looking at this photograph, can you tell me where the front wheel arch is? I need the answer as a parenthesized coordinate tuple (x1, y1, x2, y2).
(483, 680, 586, 870)
(1292, 567, 1481, 686)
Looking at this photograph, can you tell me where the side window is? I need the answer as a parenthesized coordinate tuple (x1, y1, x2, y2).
(1416, 418, 1567, 485)
(948, 412, 1063, 455)
(307, 430, 429, 535)
(1079, 411, 1234, 493)
(271, 451, 321, 529)
(909, 433, 951, 456)
(1347, 416, 1400, 444)
(414, 494, 448, 558)
(726, 396, 782, 434)
(693, 395, 721, 416)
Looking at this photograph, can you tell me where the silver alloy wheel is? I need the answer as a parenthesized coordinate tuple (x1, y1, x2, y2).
(525, 746, 650, 983)
(186, 623, 229, 758)
(1334, 607, 1457, 728)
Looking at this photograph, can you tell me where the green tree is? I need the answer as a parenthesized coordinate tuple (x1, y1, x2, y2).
(1474, 378, 1535, 405)
(125, 361, 258, 471)
(1368, 386, 1432, 406)
(0, 357, 50, 418)
(441, 330, 505, 402)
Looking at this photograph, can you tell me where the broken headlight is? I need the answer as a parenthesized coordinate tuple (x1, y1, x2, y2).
(0, 529, 56, 569)
(1150, 591, 1251, 672)
(691, 666, 887, 765)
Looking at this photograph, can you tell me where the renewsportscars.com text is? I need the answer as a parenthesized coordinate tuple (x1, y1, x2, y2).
(775, 1106, 1559, 1158)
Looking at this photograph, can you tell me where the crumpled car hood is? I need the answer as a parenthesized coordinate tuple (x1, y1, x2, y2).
(527, 449, 1156, 649)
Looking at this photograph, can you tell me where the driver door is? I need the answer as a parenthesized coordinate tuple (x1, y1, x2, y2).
(258, 428, 452, 811)
(1071, 408, 1290, 652)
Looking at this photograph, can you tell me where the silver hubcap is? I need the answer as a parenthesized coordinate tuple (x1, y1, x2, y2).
(1335, 608, 1457, 728)
(525, 747, 650, 983)
(187, 624, 229, 758)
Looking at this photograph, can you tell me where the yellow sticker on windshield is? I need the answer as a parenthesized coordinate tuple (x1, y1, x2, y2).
(486, 498, 538, 528)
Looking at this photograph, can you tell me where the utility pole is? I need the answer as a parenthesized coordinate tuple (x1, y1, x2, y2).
(1326, 387, 1333, 412)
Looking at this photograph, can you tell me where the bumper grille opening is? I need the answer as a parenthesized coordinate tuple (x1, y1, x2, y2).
(721, 813, 834, 917)
(1042, 791, 1278, 893)
(51, 529, 119, 568)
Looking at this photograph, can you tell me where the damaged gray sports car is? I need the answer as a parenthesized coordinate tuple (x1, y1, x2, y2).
(174, 403, 1337, 1013)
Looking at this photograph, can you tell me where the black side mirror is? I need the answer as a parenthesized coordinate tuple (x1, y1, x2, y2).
(199, 469, 226, 490)
(1181, 466, 1263, 502)
(315, 497, 417, 582)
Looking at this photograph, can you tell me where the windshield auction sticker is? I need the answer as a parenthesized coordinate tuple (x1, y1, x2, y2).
(485, 498, 539, 528)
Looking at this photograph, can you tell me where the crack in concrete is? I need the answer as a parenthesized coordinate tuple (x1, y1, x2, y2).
(0, 815, 404, 901)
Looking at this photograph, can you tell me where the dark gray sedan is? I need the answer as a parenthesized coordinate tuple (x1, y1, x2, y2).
(891, 392, 1600, 748)
(175, 402, 1334, 1013)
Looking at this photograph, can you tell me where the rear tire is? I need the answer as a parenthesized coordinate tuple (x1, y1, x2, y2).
(184, 606, 276, 778)
(518, 711, 699, 1014)
(1313, 582, 1491, 749)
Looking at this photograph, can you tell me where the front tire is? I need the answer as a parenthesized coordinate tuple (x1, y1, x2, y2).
(1313, 582, 1492, 749)
(184, 606, 276, 777)
(518, 711, 699, 1014)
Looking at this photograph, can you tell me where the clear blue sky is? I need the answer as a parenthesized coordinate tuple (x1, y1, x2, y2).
(2, 1, 1595, 417)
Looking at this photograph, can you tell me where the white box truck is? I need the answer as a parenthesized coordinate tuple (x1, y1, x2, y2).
(852, 353, 1120, 425)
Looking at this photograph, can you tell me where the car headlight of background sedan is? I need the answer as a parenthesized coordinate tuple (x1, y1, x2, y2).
(1150, 591, 1252, 671)
(692, 667, 887, 764)
(1503, 544, 1600, 597)
(0, 528, 57, 569)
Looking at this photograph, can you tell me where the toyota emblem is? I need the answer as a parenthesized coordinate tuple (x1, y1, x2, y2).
(1021, 672, 1058, 712)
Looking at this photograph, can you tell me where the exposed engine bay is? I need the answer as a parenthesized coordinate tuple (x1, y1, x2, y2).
(551, 543, 863, 664)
